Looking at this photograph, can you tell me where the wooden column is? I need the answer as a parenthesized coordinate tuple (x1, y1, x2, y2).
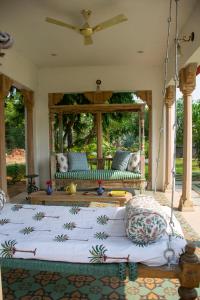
(49, 112, 55, 154)
(58, 112, 63, 152)
(96, 112, 103, 169)
(140, 107, 145, 179)
(178, 63, 197, 211)
(136, 91, 152, 189)
(0, 74, 13, 194)
(178, 244, 200, 300)
(164, 86, 175, 191)
(21, 90, 34, 175)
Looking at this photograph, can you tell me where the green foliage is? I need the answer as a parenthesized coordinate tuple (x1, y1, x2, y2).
(5, 89, 25, 151)
(176, 158, 200, 175)
(176, 99, 184, 146)
(192, 100, 200, 166)
(54, 92, 149, 158)
(6, 163, 26, 183)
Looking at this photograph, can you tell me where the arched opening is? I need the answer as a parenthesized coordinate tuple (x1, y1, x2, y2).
(5, 87, 26, 198)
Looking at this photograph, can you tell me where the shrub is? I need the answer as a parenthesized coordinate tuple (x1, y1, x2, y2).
(7, 163, 26, 183)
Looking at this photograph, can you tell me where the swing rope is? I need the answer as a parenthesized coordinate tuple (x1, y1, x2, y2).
(154, 0, 173, 192)
(164, 0, 180, 267)
(153, 0, 181, 266)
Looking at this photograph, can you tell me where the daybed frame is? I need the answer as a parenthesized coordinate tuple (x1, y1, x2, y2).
(1, 244, 200, 299)
(49, 101, 146, 192)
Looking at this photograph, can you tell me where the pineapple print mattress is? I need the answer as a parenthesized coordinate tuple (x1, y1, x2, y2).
(0, 203, 186, 266)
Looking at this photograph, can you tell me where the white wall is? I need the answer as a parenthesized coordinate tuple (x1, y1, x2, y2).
(36, 65, 165, 190)
(167, 1, 200, 83)
(0, 48, 38, 90)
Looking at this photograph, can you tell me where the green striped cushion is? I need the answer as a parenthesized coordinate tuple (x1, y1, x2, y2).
(55, 170, 142, 180)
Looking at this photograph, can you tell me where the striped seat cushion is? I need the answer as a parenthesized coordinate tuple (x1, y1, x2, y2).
(55, 170, 142, 180)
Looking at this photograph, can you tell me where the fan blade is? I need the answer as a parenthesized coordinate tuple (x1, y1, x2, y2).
(45, 17, 80, 32)
(84, 35, 93, 45)
(93, 14, 128, 33)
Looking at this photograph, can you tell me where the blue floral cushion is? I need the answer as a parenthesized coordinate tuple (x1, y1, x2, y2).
(68, 152, 89, 171)
(111, 150, 131, 171)
(125, 195, 167, 247)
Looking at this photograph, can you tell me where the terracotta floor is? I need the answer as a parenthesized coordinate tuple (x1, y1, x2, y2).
(7, 181, 26, 199)
(165, 187, 200, 235)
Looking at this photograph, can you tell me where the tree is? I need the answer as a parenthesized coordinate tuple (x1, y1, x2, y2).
(5, 88, 25, 152)
(192, 100, 200, 166)
(54, 92, 148, 156)
(176, 99, 184, 146)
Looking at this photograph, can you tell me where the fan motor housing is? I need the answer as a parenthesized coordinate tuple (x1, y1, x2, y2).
(80, 27, 93, 36)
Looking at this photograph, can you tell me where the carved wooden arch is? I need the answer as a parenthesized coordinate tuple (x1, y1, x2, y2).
(0, 73, 35, 194)
(21, 89, 35, 175)
(135, 90, 152, 190)
(0, 74, 13, 194)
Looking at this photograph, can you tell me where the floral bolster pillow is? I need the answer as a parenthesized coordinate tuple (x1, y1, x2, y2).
(0, 189, 6, 209)
(125, 195, 167, 247)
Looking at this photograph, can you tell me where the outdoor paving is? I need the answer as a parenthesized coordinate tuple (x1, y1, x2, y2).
(165, 182, 200, 236)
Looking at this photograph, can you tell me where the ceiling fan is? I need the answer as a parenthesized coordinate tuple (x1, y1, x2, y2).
(45, 9, 128, 45)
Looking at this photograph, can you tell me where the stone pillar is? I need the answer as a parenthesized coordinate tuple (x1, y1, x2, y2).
(136, 91, 152, 189)
(21, 90, 35, 175)
(164, 86, 175, 191)
(0, 74, 13, 194)
(178, 63, 197, 211)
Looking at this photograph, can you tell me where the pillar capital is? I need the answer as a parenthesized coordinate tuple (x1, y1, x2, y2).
(136, 90, 152, 108)
(165, 85, 175, 108)
(179, 63, 197, 95)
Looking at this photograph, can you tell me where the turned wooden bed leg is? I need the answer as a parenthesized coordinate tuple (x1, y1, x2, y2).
(178, 243, 200, 300)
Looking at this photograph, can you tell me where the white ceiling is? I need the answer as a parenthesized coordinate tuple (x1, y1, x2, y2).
(0, 0, 198, 68)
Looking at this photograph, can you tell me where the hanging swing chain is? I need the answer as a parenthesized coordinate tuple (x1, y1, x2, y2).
(154, 0, 173, 192)
(164, 0, 180, 268)
(170, 0, 179, 230)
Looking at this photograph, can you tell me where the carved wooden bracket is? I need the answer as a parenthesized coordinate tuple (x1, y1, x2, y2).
(179, 63, 198, 95)
(84, 91, 112, 104)
(48, 93, 64, 107)
(135, 90, 152, 108)
(165, 85, 175, 108)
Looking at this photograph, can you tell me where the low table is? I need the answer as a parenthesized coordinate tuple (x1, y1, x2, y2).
(30, 191, 132, 207)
